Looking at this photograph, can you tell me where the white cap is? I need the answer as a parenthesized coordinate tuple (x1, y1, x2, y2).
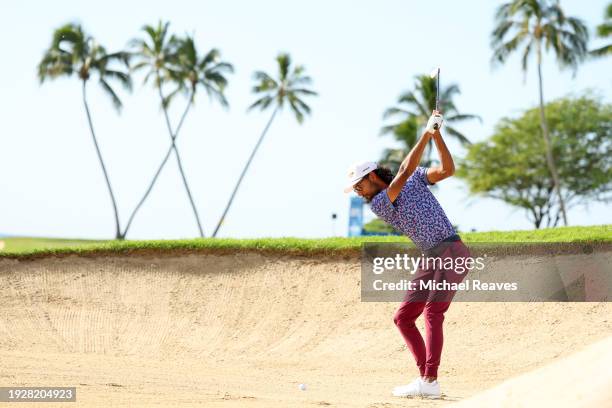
(343, 161, 378, 193)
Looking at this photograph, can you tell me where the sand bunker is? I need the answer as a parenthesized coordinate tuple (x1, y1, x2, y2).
(451, 335, 612, 407)
(0, 250, 610, 407)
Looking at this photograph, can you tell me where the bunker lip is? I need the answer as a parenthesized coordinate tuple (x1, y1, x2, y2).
(449, 336, 612, 407)
(0, 241, 610, 262)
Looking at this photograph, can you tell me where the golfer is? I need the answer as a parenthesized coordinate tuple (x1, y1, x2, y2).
(344, 111, 470, 398)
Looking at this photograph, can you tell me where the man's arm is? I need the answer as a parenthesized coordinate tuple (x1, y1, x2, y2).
(426, 128, 455, 184)
(386, 131, 431, 203)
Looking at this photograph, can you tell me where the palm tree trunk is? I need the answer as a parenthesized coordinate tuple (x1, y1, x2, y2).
(155, 77, 204, 237)
(121, 94, 193, 238)
(212, 107, 279, 237)
(536, 45, 568, 226)
(121, 144, 173, 238)
(81, 80, 122, 239)
(172, 143, 203, 236)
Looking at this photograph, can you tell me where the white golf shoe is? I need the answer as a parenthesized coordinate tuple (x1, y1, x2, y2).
(392, 377, 420, 392)
(392, 377, 441, 398)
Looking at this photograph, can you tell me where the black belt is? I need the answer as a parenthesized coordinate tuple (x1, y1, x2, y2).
(442, 234, 461, 243)
(423, 234, 461, 257)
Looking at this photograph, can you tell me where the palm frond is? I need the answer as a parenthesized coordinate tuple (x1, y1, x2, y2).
(293, 96, 311, 115)
(288, 97, 305, 124)
(102, 69, 133, 92)
(51, 23, 86, 58)
(208, 61, 234, 75)
(398, 90, 429, 118)
(130, 60, 150, 72)
(290, 88, 317, 96)
(142, 68, 156, 85)
(201, 80, 229, 108)
(440, 84, 460, 102)
(99, 78, 122, 111)
(253, 71, 278, 87)
(176, 35, 198, 67)
(445, 113, 482, 123)
(444, 125, 471, 146)
(276, 53, 291, 81)
(382, 106, 410, 119)
(38, 52, 73, 82)
(379, 123, 401, 136)
(204, 71, 228, 90)
(590, 44, 612, 57)
(198, 48, 219, 69)
(288, 75, 312, 86)
(98, 51, 131, 70)
(143, 25, 158, 45)
(492, 20, 518, 43)
(521, 38, 535, 73)
(159, 21, 171, 50)
(596, 19, 612, 37)
(494, 2, 514, 21)
(491, 31, 529, 66)
(252, 77, 278, 93)
(162, 85, 183, 108)
(248, 95, 273, 112)
(543, 23, 587, 71)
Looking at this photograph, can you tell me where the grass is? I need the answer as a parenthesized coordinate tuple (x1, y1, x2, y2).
(0, 237, 105, 254)
(0, 224, 610, 258)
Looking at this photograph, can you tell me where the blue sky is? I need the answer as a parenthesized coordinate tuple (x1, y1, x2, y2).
(1, 0, 610, 239)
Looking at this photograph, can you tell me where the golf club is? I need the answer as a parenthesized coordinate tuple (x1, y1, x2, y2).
(430, 67, 440, 129)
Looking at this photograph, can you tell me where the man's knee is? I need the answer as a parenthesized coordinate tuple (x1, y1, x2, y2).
(393, 302, 423, 327)
(393, 309, 404, 327)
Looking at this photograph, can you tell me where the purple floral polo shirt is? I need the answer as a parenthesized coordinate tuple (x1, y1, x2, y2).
(370, 167, 456, 250)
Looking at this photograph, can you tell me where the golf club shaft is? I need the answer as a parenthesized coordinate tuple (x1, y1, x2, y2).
(435, 68, 440, 112)
(434, 68, 440, 129)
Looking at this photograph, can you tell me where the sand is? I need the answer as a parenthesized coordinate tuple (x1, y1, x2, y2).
(0, 252, 610, 407)
(450, 335, 612, 407)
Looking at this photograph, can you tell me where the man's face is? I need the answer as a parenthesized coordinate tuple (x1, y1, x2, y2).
(352, 173, 380, 201)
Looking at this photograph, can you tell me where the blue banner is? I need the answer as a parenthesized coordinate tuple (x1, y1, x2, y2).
(348, 196, 364, 237)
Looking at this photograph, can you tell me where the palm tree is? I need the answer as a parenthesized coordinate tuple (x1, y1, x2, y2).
(379, 117, 422, 174)
(491, 0, 589, 226)
(591, 2, 612, 57)
(212, 53, 317, 237)
(125, 22, 233, 237)
(381, 74, 480, 168)
(38, 23, 131, 239)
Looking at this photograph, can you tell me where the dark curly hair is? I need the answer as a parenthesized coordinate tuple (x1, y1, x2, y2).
(373, 165, 395, 185)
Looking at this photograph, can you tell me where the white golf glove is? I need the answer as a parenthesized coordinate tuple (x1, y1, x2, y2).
(425, 112, 443, 134)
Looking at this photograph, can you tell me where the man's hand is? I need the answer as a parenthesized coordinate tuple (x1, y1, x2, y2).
(425, 110, 443, 134)
(426, 119, 456, 184)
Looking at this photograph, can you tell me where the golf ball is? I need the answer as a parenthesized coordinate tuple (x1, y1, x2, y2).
(299, 383, 307, 391)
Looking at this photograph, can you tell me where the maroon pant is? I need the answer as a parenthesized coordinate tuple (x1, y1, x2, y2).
(393, 240, 470, 378)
